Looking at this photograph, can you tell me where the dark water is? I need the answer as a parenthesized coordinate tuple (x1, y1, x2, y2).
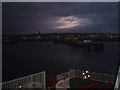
(3, 41, 119, 82)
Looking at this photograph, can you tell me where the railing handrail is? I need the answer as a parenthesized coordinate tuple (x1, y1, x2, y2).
(56, 69, 115, 84)
(2, 71, 45, 84)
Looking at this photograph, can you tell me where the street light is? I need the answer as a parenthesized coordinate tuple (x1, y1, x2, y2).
(82, 70, 91, 79)
(18, 85, 22, 88)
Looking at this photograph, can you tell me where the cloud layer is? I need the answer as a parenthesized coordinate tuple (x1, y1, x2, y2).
(3, 2, 118, 34)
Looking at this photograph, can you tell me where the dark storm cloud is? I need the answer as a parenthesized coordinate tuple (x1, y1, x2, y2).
(3, 2, 118, 34)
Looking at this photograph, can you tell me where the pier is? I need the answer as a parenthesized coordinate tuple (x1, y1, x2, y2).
(54, 39, 104, 51)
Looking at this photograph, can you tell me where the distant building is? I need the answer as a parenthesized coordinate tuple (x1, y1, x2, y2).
(84, 40, 92, 43)
(2, 71, 46, 89)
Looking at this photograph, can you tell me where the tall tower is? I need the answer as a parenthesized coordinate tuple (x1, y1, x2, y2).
(38, 30, 41, 35)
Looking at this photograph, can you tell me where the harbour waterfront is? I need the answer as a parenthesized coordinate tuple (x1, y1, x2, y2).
(3, 41, 119, 82)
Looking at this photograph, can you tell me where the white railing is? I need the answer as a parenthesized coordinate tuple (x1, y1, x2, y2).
(56, 69, 115, 84)
(114, 66, 120, 89)
(2, 71, 46, 89)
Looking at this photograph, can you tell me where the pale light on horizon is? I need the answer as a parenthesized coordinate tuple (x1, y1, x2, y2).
(54, 15, 92, 29)
(55, 23, 79, 29)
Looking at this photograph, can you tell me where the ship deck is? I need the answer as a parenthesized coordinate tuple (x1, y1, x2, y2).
(69, 77, 114, 89)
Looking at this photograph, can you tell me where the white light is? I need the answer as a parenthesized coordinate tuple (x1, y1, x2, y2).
(82, 73, 85, 75)
(86, 71, 89, 73)
(84, 76, 87, 79)
(88, 75, 90, 77)
(19, 86, 22, 88)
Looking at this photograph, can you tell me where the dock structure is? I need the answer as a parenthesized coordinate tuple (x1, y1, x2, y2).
(70, 41, 104, 51)
(54, 39, 104, 51)
(2, 71, 46, 89)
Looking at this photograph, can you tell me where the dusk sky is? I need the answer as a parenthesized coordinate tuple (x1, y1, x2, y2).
(3, 2, 118, 34)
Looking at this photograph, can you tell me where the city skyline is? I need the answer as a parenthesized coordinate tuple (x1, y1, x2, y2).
(3, 2, 118, 34)
(2, 2, 119, 89)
